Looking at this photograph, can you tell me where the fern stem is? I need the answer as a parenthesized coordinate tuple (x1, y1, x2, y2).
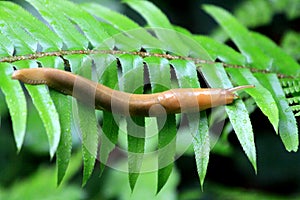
(0, 49, 295, 79)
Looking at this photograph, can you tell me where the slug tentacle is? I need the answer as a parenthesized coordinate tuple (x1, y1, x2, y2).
(226, 85, 255, 93)
(12, 68, 254, 116)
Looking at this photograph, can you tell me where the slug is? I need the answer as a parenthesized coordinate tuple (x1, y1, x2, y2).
(12, 68, 254, 116)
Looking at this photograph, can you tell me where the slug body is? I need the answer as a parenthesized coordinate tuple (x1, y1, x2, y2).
(12, 68, 254, 116)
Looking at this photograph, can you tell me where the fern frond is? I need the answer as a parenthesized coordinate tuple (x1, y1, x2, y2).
(281, 78, 300, 94)
(0, 0, 299, 191)
(287, 97, 300, 105)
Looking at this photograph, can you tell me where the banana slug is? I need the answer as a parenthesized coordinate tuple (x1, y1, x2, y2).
(12, 68, 254, 116)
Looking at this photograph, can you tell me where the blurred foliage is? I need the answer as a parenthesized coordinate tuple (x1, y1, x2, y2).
(234, 0, 300, 27)
(0, 151, 83, 200)
(281, 31, 300, 61)
(101, 159, 179, 200)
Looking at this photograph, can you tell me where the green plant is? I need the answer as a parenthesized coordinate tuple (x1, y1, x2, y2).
(0, 0, 299, 193)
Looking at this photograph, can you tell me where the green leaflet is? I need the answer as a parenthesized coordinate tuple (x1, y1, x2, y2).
(36, 56, 73, 185)
(74, 57, 98, 186)
(124, 0, 189, 56)
(203, 5, 271, 70)
(170, 59, 210, 190)
(119, 54, 145, 191)
(0, 2, 36, 55)
(81, 3, 140, 30)
(95, 55, 119, 176)
(59, 54, 96, 185)
(124, 0, 173, 30)
(13, 60, 61, 159)
(50, 0, 112, 50)
(204, 5, 299, 152)
(251, 32, 300, 76)
(156, 114, 176, 194)
(201, 63, 257, 173)
(119, 54, 144, 92)
(127, 116, 145, 191)
(1, 1, 62, 52)
(144, 57, 170, 93)
(0, 33, 13, 57)
(51, 91, 72, 185)
(26, 0, 88, 50)
(172, 26, 212, 60)
(170, 60, 199, 87)
(255, 73, 298, 152)
(81, 3, 163, 49)
(77, 101, 98, 186)
(195, 34, 280, 142)
(192, 111, 209, 190)
(0, 63, 27, 152)
(143, 56, 177, 193)
(99, 111, 118, 176)
(99, 22, 141, 51)
(194, 35, 246, 65)
(25, 84, 61, 158)
(227, 68, 279, 132)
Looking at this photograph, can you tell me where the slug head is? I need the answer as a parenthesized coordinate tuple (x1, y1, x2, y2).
(12, 68, 47, 85)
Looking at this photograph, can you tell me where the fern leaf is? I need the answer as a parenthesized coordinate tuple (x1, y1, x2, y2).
(3, 1, 62, 51)
(251, 32, 300, 76)
(118, 54, 145, 191)
(125, 0, 190, 55)
(0, 63, 26, 151)
(201, 63, 257, 173)
(81, 3, 163, 49)
(255, 73, 298, 152)
(287, 97, 300, 105)
(144, 56, 176, 193)
(37, 56, 72, 184)
(227, 68, 279, 132)
(76, 58, 99, 186)
(96, 55, 119, 175)
(26, 0, 88, 49)
(171, 59, 210, 189)
(0, 2, 37, 54)
(194, 35, 247, 65)
(194, 35, 279, 132)
(204, 5, 272, 70)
